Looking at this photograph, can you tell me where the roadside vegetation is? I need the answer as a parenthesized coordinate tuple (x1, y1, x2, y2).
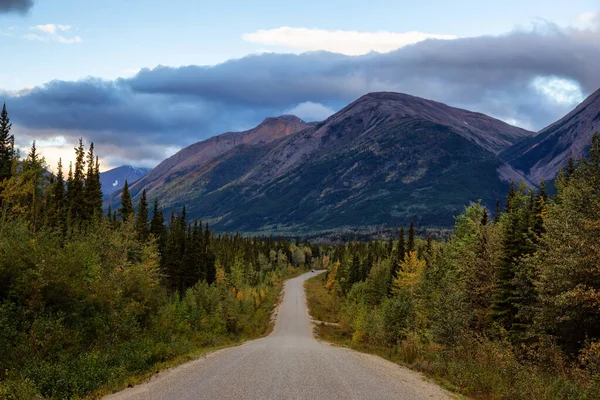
(306, 134, 600, 400)
(0, 105, 317, 399)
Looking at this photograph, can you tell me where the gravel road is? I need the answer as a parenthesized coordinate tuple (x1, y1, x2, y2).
(105, 271, 452, 400)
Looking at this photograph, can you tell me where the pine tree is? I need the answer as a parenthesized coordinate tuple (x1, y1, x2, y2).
(407, 221, 415, 253)
(135, 189, 149, 240)
(494, 199, 501, 223)
(24, 141, 45, 230)
(68, 139, 86, 225)
(47, 158, 66, 232)
(119, 180, 133, 221)
(481, 208, 489, 226)
(84, 144, 102, 219)
(0, 103, 15, 183)
(425, 234, 434, 267)
(150, 198, 166, 252)
(204, 222, 216, 284)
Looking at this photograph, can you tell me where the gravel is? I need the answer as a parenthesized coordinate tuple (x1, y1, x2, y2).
(104, 271, 453, 400)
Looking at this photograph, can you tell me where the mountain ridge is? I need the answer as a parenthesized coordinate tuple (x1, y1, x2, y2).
(117, 91, 538, 232)
(501, 88, 600, 182)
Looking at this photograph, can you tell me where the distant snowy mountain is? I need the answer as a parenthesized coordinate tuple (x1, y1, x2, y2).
(100, 166, 151, 196)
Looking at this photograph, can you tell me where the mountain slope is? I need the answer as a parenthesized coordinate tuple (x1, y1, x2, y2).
(129, 115, 312, 198)
(501, 88, 600, 182)
(100, 166, 150, 196)
(125, 92, 534, 232)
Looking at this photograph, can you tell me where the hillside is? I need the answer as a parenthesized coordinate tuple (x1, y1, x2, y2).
(501, 88, 600, 182)
(100, 165, 150, 196)
(121, 92, 535, 233)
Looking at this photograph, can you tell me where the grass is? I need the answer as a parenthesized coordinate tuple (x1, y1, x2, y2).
(304, 273, 341, 323)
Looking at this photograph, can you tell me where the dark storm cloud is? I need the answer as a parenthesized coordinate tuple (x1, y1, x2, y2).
(3, 22, 600, 165)
(0, 0, 33, 14)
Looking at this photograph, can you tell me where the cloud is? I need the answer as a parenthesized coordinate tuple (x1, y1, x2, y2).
(0, 0, 33, 14)
(285, 101, 335, 121)
(242, 27, 458, 55)
(24, 24, 82, 44)
(2, 22, 600, 168)
(577, 12, 600, 24)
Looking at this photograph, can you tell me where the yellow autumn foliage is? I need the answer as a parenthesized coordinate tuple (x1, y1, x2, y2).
(325, 261, 340, 293)
(393, 251, 425, 294)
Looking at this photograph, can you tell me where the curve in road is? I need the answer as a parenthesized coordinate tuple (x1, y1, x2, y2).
(105, 271, 452, 400)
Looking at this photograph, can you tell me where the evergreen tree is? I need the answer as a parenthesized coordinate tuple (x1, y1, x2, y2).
(407, 221, 415, 253)
(494, 199, 501, 223)
(481, 208, 488, 226)
(84, 144, 102, 219)
(135, 189, 149, 240)
(0, 103, 15, 183)
(204, 223, 216, 284)
(150, 198, 166, 252)
(47, 158, 66, 233)
(397, 227, 406, 261)
(119, 180, 133, 221)
(68, 139, 86, 225)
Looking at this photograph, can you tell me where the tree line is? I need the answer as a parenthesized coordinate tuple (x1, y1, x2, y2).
(0, 104, 317, 399)
(320, 134, 600, 399)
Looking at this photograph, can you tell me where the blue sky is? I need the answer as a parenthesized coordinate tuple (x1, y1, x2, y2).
(1, 0, 599, 170)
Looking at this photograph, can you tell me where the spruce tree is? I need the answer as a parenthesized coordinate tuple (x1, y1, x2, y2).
(494, 199, 501, 223)
(0, 103, 15, 183)
(135, 189, 149, 240)
(150, 198, 166, 252)
(47, 159, 66, 231)
(84, 144, 103, 219)
(68, 139, 86, 225)
(204, 222, 216, 284)
(398, 227, 406, 260)
(407, 221, 415, 253)
(119, 180, 133, 221)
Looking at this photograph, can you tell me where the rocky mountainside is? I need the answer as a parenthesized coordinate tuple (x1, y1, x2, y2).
(100, 165, 150, 196)
(501, 88, 600, 183)
(121, 92, 535, 233)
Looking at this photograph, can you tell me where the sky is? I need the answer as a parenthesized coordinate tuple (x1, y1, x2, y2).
(1, 0, 599, 171)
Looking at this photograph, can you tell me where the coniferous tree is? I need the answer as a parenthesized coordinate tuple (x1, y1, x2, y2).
(397, 227, 406, 261)
(84, 144, 102, 219)
(47, 158, 66, 233)
(68, 139, 86, 225)
(150, 198, 166, 252)
(204, 222, 216, 284)
(119, 180, 133, 221)
(481, 208, 488, 226)
(494, 199, 501, 223)
(24, 141, 46, 230)
(0, 103, 15, 184)
(407, 221, 415, 253)
(135, 189, 149, 241)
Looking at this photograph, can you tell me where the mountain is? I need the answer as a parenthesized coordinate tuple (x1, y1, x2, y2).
(100, 166, 151, 196)
(501, 88, 600, 182)
(123, 92, 534, 233)
(129, 115, 312, 198)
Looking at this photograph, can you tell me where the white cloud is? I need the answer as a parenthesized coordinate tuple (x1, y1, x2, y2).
(243, 27, 457, 56)
(531, 76, 584, 105)
(24, 24, 81, 44)
(577, 12, 599, 23)
(285, 101, 335, 121)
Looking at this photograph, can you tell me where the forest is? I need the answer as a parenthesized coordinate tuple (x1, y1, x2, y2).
(0, 105, 317, 399)
(307, 133, 600, 399)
